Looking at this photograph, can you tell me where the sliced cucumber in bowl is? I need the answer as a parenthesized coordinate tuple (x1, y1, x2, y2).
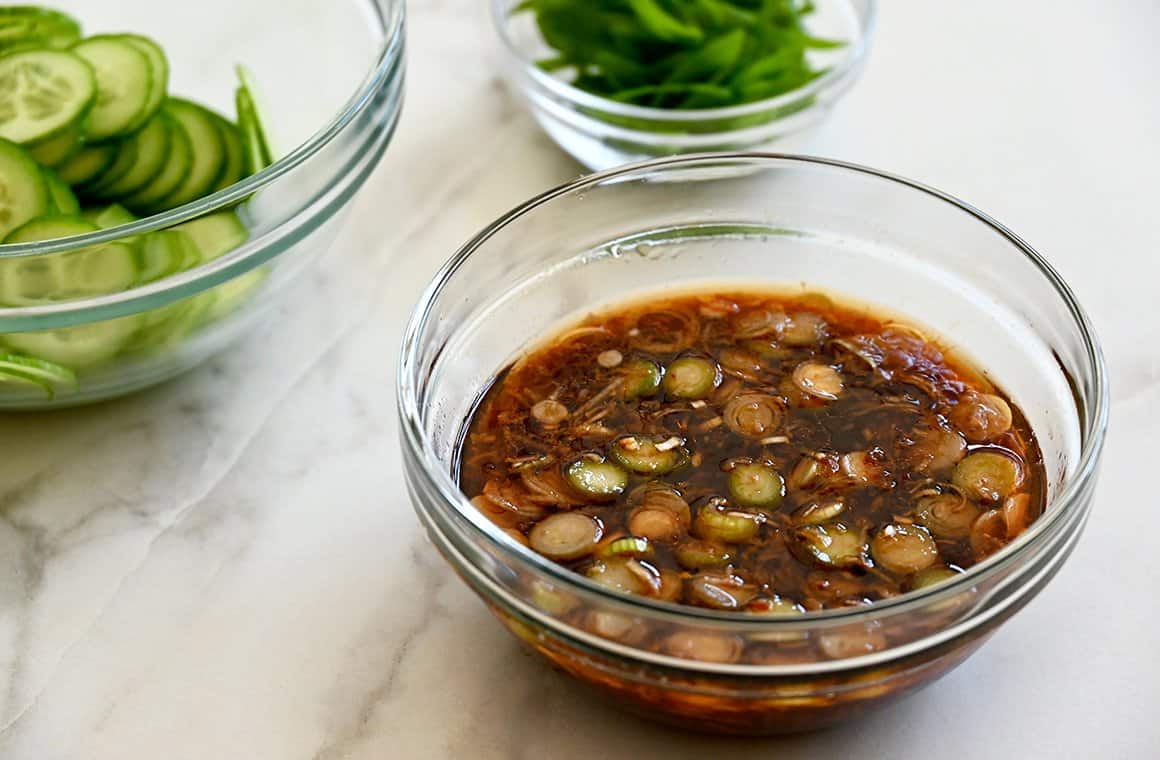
(147, 98, 227, 212)
(26, 122, 83, 167)
(120, 102, 192, 213)
(118, 35, 168, 134)
(136, 229, 199, 284)
(173, 211, 248, 261)
(97, 112, 172, 200)
(0, 138, 50, 238)
(0, 7, 81, 52)
(3, 317, 142, 369)
(0, 48, 95, 145)
(0, 351, 76, 397)
(211, 115, 246, 193)
(0, 214, 141, 369)
(55, 141, 117, 186)
(71, 35, 157, 141)
(0, 8, 281, 394)
(43, 168, 80, 214)
(1, 215, 138, 301)
(77, 135, 138, 198)
(82, 202, 137, 230)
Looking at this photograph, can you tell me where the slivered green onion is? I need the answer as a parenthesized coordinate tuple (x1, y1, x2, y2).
(870, 523, 939, 576)
(598, 536, 653, 559)
(663, 355, 719, 399)
(694, 498, 761, 543)
(726, 461, 784, 510)
(910, 565, 961, 590)
(788, 521, 868, 570)
(952, 451, 1021, 504)
(674, 538, 733, 570)
(516, 0, 842, 111)
(610, 434, 688, 475)
(622, 358, 662, 400)
(565, 455, 629, 500)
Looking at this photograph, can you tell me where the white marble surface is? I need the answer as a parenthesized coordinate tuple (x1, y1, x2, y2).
(0, 1, 1157, 757)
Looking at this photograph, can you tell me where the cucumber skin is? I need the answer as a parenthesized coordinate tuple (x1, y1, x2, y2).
(0, 48, 96, 144)
(87, 112, 172, 200)
(0, 138, 50, 238)
(4, 214, 98, 244)
(78, 137, 137, 197)
(55, 143, 118, 186)
(42, 169, 80, 215)
(120, 103, 193, 213)
(3, 316, 141, 369)
(172, 211, 248, 262)
(26, 124, 82, 167)
(147, 99, 228, 213)
(116, 35, 168, 135)
(236, 87, 273, 175)
(83, 203, 138, 229)
(0, 7, 82, 52)
(71, 36, 155, 142)
(211, 115, 246, 193)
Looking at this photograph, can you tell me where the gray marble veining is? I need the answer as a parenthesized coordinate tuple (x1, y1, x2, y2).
(0, 0, 1156, 757)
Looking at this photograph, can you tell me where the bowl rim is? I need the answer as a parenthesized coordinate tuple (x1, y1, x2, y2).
(398, 151, 1109, 635)
(0, 0, 406, 316)
(491, 0, 877, 123)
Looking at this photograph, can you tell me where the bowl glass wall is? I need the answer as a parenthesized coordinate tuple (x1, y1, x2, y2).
(399, 154, 1107, 734)
(0, 0, 405, 408)
(494, 0, 876, 170)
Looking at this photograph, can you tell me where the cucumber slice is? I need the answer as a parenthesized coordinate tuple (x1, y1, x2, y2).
(71, 36, 154, 141)
(0, 367, 52, 394)
(55, 141, 116, 186)
(0, 48, 95, 144)
(26, 122, 82, 166)
(90, 111, 171, 199)
(78, 136, 136, 197)
(117, 35, 167, 135)
(126, 290, 214, 353)
(1, 215, 137, 302)
(0, 7, 81, 52)
(0, 352, 76, 393)
(120, 102, 191, 213)
(137, 228, 198, 284)
(0, 138, 49, 238)
(83, 203, 137, 229)
(42, 168, 79, 214)
(236, 87, 273, 174)
(210, 115, 245, 193)
(235, 65, 273, 172)
(0, 360, 55, 394)
(0, 238, 139, 302)
(172, 211, 247, 262)
(206, 268, 265, 321)
(5, 214, 96, 243)
(148, 99, 226, 212)
(3, 316, 140, 368)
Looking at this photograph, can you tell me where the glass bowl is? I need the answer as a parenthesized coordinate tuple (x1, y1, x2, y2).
(0, 0, 405, 409)
(493, 0, 876, 171)
(398, 153, 1108, 735)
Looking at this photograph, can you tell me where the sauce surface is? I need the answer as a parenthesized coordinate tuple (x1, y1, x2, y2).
(459, 290, 1045, 613)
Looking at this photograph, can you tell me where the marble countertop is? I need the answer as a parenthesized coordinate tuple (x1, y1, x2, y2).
(1, 1, 1157, 757)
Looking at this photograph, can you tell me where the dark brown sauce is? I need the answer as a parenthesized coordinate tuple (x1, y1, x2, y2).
(458, 290, 1045, 613)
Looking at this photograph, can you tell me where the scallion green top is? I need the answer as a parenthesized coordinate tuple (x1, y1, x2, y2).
(517, 0, 843, 110)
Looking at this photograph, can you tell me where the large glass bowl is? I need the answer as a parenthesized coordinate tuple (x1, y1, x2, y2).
(398, 154, 1108, 734)
(0, 0, 405, 409)
(493, 0, 876, 170)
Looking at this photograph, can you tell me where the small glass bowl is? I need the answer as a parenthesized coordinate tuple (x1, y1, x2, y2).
(0, 0, 405, 409)
(399, 154, 1108, 734)
(493, 0, 876, 170)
